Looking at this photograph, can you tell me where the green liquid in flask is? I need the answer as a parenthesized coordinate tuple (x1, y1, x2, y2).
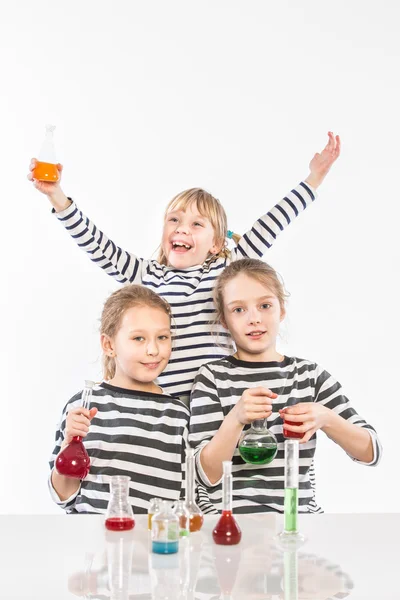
(239, 443, 277, 465)
(284, 487, 298, 532)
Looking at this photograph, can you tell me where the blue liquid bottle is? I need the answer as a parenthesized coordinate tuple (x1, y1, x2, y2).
(151, 500, 180, 554)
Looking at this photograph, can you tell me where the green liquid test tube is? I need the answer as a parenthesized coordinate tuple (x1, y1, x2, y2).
(284, 440, 299, 534)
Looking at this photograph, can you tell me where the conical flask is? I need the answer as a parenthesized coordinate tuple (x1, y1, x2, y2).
(55, 380, 94, 479)
(33, 124, 60, 182)
(238, 418, 278, 465)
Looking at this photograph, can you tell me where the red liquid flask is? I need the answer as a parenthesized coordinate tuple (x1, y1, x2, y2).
(33, 124, 60, 182)
(213, 461, 241, 546)
(105, 476, 135, 532)
(283, 419, 303, 440)
(105, 517, 135, 532)
(213, 510, 242, 545)
(55, 380, 95, 479)
(185, 448, 204, 533)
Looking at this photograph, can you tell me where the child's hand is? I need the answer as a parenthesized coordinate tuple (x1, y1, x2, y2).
(279, 402, 332, 443)
(62, 407, 98, 448)
(27, 158, 71, 212)
(305, 132, 341, 189)
(233, 387, 278, 426)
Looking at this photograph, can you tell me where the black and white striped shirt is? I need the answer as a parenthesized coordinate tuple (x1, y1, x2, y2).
(189, 356, 382, 514)
(49, 383, 189, 514)
(55, 182, 315, 404)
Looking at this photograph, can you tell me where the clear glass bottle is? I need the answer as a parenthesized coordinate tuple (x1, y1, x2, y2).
(105, 476, 135, 531)
(173, 499, 190, 538)
(33, 124, 60, 182)
(238, 418, 278, 465)
(212, 461, 241, 546)
(148, 497, 162, 530)
(185, 448, 204, 532)
(151, 500, 179, 554)
(55, 380, 95, 479)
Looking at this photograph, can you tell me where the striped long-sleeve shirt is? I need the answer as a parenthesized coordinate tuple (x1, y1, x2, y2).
(54, 182, 316, 404)
(189, 356, 382, 514)
(49, 382, 190, 514)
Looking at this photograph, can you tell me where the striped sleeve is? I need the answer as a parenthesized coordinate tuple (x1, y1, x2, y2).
(189, 365, 225, 488)
(314, 366, 382, 466)
(232, 181, 316, 260)
(53, 200, 144, 284)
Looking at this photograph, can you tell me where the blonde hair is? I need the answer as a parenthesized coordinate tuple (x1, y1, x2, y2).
(100, 285, 172, 380)
(156, 188, 241, 265)
(213, 258, 289, 326)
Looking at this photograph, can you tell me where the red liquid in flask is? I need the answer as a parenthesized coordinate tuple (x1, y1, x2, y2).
(105, 517, 135, 531)
(212, 510, 242, 545)
(55, 436, 90, 479)
(283, 420, 303, 439)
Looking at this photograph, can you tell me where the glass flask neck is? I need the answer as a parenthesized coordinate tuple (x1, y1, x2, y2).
(252, 418, 268, 432)
(82, 380, 95, 410)
(110, 476, 130, 501)
(222, 461, 233, 512)
(185, 448, 195, 504)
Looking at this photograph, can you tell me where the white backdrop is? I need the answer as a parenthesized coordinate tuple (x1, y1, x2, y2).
(1, 0, 398, 514)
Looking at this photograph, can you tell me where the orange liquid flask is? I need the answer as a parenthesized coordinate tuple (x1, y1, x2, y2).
(33, 124, 60, 182)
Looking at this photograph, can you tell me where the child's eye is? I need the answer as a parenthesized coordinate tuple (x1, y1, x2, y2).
(261, 303, 272, 309)
(194, 222, 203, 227)
(158, 335, 170, 340)
(132, 336, 145, 342)
(233, 307, 244, 313)
(169, 217, 178, 223)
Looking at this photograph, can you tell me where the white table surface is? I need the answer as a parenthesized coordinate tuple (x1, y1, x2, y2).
(1, 513, 399, 599)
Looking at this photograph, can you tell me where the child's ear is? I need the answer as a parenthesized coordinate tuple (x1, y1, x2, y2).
(101, 334, 114, 355)
(280, 307, 286, 322)
(220, 317, 228, 330)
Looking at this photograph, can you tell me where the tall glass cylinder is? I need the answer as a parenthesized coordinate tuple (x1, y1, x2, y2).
(284, 439, 299, 534)
(275, 439, 305, 549)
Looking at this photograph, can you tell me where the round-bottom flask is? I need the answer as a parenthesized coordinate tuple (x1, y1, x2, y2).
(238, 419, 278, 465)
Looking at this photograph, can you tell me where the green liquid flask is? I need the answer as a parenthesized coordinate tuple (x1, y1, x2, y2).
(238, 418, 278, 465)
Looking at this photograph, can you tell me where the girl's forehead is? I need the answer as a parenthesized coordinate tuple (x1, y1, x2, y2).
(167, 199, 208, 219)
(223, 275, 277, 299)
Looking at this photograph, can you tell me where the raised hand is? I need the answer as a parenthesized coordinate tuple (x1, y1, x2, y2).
(305, 131, 341, 189)
(28, 157, 71, 211)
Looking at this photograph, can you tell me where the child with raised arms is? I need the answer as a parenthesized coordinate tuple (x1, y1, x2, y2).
(29, 133, 340, 404)
(189, 258, 382, 514)
(49, 285, 189, 514)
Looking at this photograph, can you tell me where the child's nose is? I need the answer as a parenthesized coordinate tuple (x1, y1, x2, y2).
(175, 223, 190, 234)
(146, 341, 159, 356)
(248, 310, 262, 324)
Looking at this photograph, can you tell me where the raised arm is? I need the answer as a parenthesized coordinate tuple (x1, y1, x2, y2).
(28, 159, 145, 284)
(232, 132, 341, 260)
